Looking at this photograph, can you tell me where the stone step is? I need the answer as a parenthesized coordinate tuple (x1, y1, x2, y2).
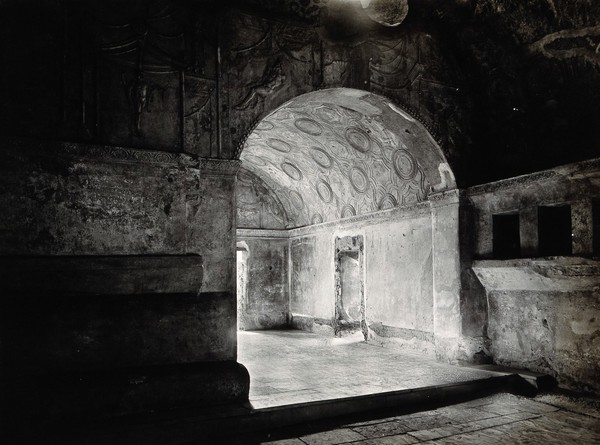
(76, 374, 529, 444)
(464, 364, 558, 393)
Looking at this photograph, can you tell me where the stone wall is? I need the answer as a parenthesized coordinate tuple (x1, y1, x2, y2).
(0, 138, 247, 423)
(469, 159, 600, 392)
(468, 158, 599, 259)
(0, 138, 237, 295)
(237, 236, 289, 330)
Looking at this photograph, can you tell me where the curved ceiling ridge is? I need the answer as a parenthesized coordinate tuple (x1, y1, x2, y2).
(240, 88, 455, 228)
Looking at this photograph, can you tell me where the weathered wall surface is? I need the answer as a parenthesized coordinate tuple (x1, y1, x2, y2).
(469, 160, 600, 392)
(488, 290, 599, 393)
(289, 204, 434, 350)
(237, 236, 289, 330)
(0, 138, 236, 294)
(291, 233, 334, 321)
(473, 258, 600, 393)
(0, 138, 245, 422)
(468, 159, 600, 259)
(0, 140, 191, 255)
(236, 168, 288, 230)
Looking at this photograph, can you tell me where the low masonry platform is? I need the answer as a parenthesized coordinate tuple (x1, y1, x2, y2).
(238, 330, 523, 408)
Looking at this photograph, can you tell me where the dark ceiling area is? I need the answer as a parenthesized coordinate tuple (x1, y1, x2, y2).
(0, 0, 599, 185)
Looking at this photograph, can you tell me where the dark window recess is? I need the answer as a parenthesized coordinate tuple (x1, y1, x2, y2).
(593, 199, 600, 257)
(493, 213, 520, 259)
(538, 205, 572, 256)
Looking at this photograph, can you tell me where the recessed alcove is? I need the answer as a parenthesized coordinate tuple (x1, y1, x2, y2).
(234, 88, 490, 408)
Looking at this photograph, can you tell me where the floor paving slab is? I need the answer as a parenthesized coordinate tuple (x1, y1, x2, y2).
(247, 392, 600, 445)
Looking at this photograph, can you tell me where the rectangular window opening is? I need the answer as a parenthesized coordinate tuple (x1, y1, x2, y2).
(493, 213, 521, 259)
(538, 205, 572, 257)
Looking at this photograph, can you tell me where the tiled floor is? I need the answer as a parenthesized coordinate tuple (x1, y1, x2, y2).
(249, 392, 600, 444)
(238, 330, 500, 409)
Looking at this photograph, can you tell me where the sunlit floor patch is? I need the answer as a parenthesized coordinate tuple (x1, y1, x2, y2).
(238, 330, 500, 409)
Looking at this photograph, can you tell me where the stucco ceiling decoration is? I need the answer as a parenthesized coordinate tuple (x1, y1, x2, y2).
(240, 88, 455, 228)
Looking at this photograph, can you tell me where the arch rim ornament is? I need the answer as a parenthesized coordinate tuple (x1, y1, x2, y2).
(235, 89, 447, 162)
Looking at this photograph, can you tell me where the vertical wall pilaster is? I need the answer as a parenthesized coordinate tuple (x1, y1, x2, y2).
(195, 158, 241, 294)
(195, 158, 241, 361)
(572, 199, 593, 256)
(431, 189, 487, 363)
(430, 190, 462, 346)
(520, 207, 539, 257)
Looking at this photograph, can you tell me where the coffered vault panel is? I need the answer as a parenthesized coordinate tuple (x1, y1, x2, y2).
(240, 88, 455, 228)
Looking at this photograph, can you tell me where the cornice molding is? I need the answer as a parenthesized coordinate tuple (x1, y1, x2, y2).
(467, 157, 600, 196)
(3, 138, 246, 176)
(468, 171, 558, 196)
(428, 188, 461, 206)
(288, 200, 432, 238)
(236, 228, 289, 239)
(235, 200, 433, 239)
(2, 137, 198, 167)
(199, 158, 242, 176)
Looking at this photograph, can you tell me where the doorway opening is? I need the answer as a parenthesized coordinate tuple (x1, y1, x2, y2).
(334, 235, 367, 341)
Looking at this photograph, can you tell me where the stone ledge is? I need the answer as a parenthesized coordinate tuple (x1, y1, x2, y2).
(472, 257, 600, 291)
(0, 254, 203, 296)
(466, 364, 558, 392)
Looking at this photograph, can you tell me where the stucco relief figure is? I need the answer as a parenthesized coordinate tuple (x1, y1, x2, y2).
(123, 74, 149, 136)
(235, 62, 287, 111)
(529, 24, 600, 67)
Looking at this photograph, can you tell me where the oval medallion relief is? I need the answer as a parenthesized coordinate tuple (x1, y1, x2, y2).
(267, 138, 292, 153)
(345, 127, 371, 153)
(289, 190, 305, 210)
(392, 149, 418, 180)
(294, 118, 323, 136)
(310, 146, 333, 169)
(349, 166, 370, 194)
(341, 204, 357, 218)
(316, 180, 334, 204)
(379, 193, 398, 210)
(281, 162, 303, 181)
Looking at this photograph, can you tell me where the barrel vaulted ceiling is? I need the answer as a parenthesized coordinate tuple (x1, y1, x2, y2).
(240, 88, 455, 228)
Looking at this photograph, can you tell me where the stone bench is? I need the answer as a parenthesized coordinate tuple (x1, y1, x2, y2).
(0, 255, 249, 424)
